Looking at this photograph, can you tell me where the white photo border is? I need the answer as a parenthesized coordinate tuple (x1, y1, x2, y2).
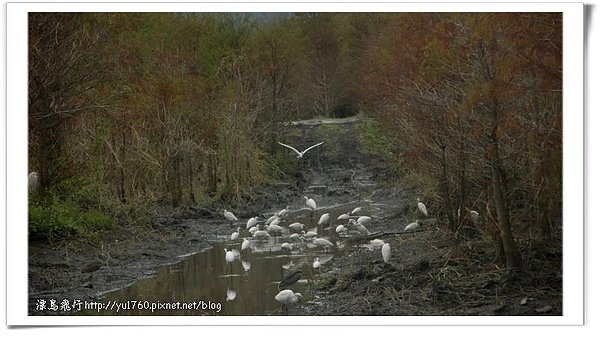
(6, 1, 584, 326)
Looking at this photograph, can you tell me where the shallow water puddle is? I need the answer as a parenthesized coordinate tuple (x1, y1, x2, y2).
(79, 202, 373, 316)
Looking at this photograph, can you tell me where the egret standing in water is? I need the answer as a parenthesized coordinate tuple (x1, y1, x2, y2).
(224, 248, 235, 274)
(417, 198, 428, 217)
(277, 141, 324, 159)
(241, 238, 251, 251)
(230, 227, 241, 241)
(275, 289, 302, 314)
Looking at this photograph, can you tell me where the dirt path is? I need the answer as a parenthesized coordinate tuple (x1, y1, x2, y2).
(28, 116, 561, 316)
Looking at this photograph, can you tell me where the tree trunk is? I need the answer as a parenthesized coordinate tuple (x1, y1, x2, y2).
(440, 145, 456, 231)
(490, 135, 523, 271)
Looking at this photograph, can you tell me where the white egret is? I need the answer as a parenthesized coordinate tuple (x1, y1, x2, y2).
(265, 214, 279, 225)
(241, 260, 251, 272)
(224, 248, 235, 274)
(370, 239, 385, 248)
(253, 230, 270, 241)
(356, 223, 370, 236)
(277, 206, 291, 218)
(224, 210, 238, 226)
(417, 198, 428, 217)
(275, 289, 302, 314)
(28, 171, 39, 193)
(312, 237, 334, 252)
(357, 216, 372, 225)
(246, 217, 258, 229)
(335, 224, 348, 234)
(318, 213, 330, 226)
(349, 219, 370, 236)
(312, 257, 321, 269)
(267, 223, 284, 235)
(281, 242, 292, 252)
(248, 226, 258, 235)
(288, 222, 304, 231)
(302, 230, 318, 239)
(381, 243, 391, 263)
(337, 213, 350, 221)
(304, 196, 317, 211)
(226, 288, 237, 301)
(289, 233, 302, 241)
(230, 227, 241, 241)
(351, 207, 362, 215)
(404, 220, 420, 231)
(241, 238, 251, 251)
(470, 210, 479, 225)
(278, 141, 324, 159)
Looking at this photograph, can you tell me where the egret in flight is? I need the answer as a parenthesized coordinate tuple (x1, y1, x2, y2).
(278, 141, 324, 159)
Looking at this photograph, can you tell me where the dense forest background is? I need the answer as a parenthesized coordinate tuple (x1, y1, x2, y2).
(28, 13, 562, 271)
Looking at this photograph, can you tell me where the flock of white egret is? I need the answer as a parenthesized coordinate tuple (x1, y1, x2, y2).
(219, 193, 407, 314)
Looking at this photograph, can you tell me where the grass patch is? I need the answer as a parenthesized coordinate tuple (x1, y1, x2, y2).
(356, 119, 395, 160)
(28, 176, 115, 241)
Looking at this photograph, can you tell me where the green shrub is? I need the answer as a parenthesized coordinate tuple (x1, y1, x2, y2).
(28, 176, 114, 241)
(357, 119, 395, 160)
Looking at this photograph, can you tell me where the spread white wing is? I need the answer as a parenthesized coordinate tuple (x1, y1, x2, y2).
(277, 142, 302, 157)
(300, 142, 324, 156)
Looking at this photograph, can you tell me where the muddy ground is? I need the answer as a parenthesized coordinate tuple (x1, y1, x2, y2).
(28, 116, 562, 316)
